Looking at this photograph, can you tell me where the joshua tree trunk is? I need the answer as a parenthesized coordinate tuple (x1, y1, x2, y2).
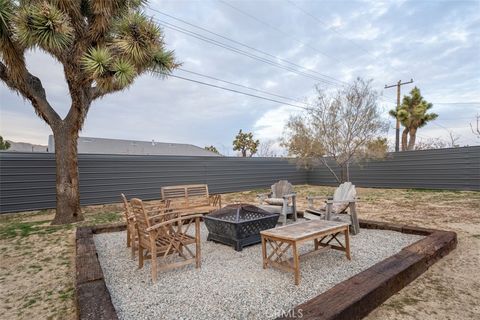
(401, 127, 409, 151)
(407, 128, 417, 151)
(50, 125, 83, 225)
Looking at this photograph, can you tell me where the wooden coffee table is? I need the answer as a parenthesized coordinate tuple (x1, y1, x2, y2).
(260, 220, 351, 285)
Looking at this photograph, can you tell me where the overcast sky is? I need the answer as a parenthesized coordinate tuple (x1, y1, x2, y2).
(1, 0, 479, 154)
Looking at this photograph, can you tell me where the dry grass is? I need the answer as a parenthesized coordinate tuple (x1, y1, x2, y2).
(0, 185, 478, 319)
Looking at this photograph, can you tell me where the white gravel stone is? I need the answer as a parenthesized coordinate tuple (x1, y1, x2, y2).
(93, 222, 423, 320)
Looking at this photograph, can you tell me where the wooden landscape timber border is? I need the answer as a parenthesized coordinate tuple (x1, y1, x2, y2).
(74, 220, 457, 320)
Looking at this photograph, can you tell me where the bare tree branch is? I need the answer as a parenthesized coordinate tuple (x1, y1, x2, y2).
(282, 78, 388, 182)
(0, 61, 61, 126)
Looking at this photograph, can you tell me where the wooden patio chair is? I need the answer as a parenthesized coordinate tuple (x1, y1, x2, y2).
(120, 194, 169, 259)
(257, 180, 297, 225)
(305, 182, 360, 234)
(130, 198, 202, 283)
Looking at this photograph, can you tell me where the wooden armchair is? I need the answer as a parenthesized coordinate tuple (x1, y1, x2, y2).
(120, 194, 169, 259)
(305, 182, 360, 234)
(130, 198, 202, 283)
(257, 180, 297, 225)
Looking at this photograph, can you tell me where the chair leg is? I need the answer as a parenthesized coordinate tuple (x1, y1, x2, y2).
(195, 218, 201, 268)
(151, 239, 157, 283)
(138, 246, 144, 269)
(131, 236, 136, 259)
(126, 227, 131, 248)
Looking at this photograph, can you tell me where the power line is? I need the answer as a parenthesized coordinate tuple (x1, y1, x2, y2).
(285, 0, 404, 75)
(218, 0, 346, 66)
(146, 6, 348, 86)
(217, 0, 398, 101)
(154, 18, 343, 87)
(155, 16, 397, 106)
(156, 71, 309, 110)
(177, 68, 306, 104)
(432, 102, 480, 105)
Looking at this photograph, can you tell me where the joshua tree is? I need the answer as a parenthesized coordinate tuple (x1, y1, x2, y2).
(233, 129, 259, 157)
(0, 0, 178, 224)
(389, 87, 438, 151)
(204, 145, 220, 155)
(0, 135, 11, 150)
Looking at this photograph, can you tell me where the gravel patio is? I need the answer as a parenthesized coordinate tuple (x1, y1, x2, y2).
(94, 222, 423, 320)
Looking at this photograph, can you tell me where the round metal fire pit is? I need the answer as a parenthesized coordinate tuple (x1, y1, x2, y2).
(204, 204, 279, 251)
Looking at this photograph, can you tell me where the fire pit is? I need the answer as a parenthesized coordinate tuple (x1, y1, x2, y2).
(204, 204, 279, 251)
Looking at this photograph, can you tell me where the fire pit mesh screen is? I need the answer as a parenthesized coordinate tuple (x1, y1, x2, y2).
(208, 204, 274, 222)
(204, 204, 279, 251)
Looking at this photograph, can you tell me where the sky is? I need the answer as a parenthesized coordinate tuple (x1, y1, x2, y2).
(1, 0, 479, 155)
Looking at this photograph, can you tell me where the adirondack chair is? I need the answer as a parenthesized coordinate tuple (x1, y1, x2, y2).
(130, 198, 202, 283)
(305, 182, 360, 235)
(257, 180, 297, 225)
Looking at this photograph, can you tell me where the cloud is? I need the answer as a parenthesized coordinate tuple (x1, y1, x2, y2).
(0, 0, 478, 151)
(253, 105, 301, 141)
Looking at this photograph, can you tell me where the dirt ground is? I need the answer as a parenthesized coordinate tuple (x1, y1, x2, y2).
(0, 185, 479, 320)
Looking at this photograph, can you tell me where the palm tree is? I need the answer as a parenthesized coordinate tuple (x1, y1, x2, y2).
(389, 87, 437, 151)
(0, 0, 178, 224)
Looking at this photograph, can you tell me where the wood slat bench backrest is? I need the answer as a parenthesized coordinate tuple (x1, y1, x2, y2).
(161, 184, 210, 208)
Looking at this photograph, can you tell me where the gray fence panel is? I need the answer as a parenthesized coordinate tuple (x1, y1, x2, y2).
(0, 153, 306, 213)
(0, 147, 478, 214)
(308, 146, 480, 190)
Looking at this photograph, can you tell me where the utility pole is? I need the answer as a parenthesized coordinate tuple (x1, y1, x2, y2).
(385, 79, 414, 152)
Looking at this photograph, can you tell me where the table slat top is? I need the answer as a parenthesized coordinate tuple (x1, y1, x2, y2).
(261, 220, 349, 241)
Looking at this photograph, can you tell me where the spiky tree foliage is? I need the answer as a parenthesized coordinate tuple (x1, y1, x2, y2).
(0, 0, 178, 224)
(389, 87, 437, 151)
(233, 129, 259, 157)
(204, 145, 220, 155)
(0, 135, 11, 150)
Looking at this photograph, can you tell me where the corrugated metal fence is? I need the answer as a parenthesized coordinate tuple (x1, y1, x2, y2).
(0, 153, 306, 213)
(0, 146, 478, 213)
(308, 146, 480, 190)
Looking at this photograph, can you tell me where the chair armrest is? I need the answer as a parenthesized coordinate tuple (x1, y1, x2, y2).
(306, 195, 332, 200)
(282, 193, 296, 199)
(146, 209, 183, 221)
(256, 192, 272, 198)
(257, 192, 272, 204)
(146, 214, 202, 231)
(325, 199, 358, 204)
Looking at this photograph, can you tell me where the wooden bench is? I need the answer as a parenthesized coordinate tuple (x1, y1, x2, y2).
(161, 184, 221, 215)
(261, 220, 351, 285)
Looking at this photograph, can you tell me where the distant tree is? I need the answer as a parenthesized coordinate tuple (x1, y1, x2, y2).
(447, 130, 461, 148)
(233, 129, 259, 157)
(257, 139, 277, 157)
(470, 114, 480, 139)
(361, 137, 389, 159)
(0, 1, 178, 224)
(414, 138, 448, 150)
(389, 87, 438, 151)
(204, 145, 220, 155)
(0, 135, 11, 150)
(282, 78, 388, 182)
